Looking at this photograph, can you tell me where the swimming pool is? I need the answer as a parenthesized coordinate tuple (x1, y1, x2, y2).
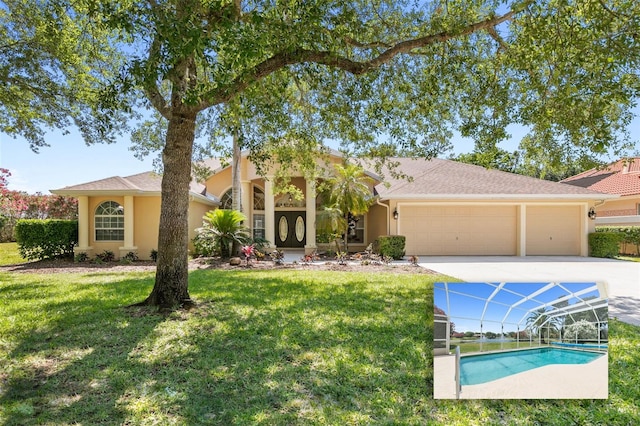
(460, 347, 605, 385)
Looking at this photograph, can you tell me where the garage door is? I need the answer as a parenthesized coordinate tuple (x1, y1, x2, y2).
(400, 205, 517, 255)
(526, 206, 580, 255)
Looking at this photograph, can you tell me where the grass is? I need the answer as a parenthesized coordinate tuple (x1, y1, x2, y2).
(0, 243, 25, 266)
(616, 255, 640, 262)
(1, 256, 639, 425)
(0, 268, 433, 425)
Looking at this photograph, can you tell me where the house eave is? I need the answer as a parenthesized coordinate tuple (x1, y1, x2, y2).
(50, 189, 220, 206)
(379, 193, 620, 201)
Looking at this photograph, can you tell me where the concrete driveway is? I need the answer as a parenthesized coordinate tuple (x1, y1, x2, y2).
(422, 256, 640, 326)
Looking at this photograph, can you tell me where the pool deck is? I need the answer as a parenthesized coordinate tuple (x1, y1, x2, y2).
(434, 352, 608, 399)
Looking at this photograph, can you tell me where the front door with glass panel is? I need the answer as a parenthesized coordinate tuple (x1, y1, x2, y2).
(275, 211, 306, 248)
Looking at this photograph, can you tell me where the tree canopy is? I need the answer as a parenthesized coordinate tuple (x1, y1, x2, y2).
(3, 0, 640, 308)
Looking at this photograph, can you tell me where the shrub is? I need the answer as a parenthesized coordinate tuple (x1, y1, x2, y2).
(14, 219, 78, 260)
(374, 235, 406, 260)
(95, 250, 115, 262)
(74, 252, 89, 263)
(589, 232, 622, 258)
(597, 226, 640, 255)
(564, 319, 598, 342)
(193, 209, 251, 258)
(150, 249, 158, 262)
(121, 251, 139, 263)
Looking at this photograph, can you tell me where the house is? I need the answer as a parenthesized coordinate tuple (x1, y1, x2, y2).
(51, 152, 615, 260)
(561, 157, 640, 227)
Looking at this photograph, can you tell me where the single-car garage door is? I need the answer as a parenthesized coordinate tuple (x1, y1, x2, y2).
(526, 206, 581, 255)
(400, 205, 517, 255)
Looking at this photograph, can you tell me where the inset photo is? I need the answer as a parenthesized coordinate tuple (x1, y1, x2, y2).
(433, 282, 608, 399)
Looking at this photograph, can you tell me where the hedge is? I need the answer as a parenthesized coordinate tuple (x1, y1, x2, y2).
(374, 235, 406, 260)
(596, 226, 640, 254)
(588, 232, 622, 258)
(15, 219, 78, 261)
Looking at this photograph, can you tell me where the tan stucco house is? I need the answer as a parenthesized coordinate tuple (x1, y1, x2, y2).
(562, 157, 640, 227)
(52, 152, 616, 260)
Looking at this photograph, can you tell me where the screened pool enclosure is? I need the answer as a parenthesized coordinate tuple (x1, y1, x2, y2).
(434, 282, 608, 354)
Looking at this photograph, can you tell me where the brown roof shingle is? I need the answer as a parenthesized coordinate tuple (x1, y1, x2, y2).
(52, 172, 215, 202)
(375, 158, 612, 199)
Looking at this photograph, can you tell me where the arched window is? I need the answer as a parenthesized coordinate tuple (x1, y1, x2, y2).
(220, 189, 233, 209)
(253, 187, 265, 210)
(95, 201, 124, 241)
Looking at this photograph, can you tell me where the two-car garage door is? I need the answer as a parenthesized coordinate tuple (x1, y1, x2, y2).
(399, 205, 581, 256)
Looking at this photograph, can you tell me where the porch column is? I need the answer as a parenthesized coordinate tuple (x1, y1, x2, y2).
(241, 180, 251, 214)
(119, 195, 137, 258)
(74, 196, 92, 257)
(305, 179, 317, 254)
(264, 178, 275, 248)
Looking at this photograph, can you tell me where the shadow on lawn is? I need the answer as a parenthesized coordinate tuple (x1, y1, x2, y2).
(139, 269, 430, 424)
(2, 270, 432, 424)
(0, 277, 164, 426)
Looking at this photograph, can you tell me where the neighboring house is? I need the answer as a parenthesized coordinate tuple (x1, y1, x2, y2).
(52, 152, 615, 260)
(561, 157, 640, 226)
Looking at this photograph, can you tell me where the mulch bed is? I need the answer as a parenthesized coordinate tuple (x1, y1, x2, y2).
(0, 256, 436, 275)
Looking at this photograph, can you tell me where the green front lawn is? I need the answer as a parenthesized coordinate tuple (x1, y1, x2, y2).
(1, 267, 638, 425)
(0, 242, 25, 266)
(0, 268, 433, 425)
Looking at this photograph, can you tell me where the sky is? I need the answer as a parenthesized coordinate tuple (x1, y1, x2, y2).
(1, 129, 157, 194)
(434, 282, 602, 334)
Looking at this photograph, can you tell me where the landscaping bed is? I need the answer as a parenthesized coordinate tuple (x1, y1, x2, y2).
(0, 256, 435, 275)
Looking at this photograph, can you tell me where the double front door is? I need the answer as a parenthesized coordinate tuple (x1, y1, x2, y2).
(275, 211, 306, 248)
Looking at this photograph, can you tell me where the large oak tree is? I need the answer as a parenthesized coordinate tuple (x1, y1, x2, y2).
(3, 1, 639, 309)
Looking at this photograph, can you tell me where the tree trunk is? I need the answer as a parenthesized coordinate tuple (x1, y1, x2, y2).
(230, 128, 242, 256)
(138, 112, 197, 310)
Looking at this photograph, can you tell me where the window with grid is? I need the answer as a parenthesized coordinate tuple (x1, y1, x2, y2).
(95, 201, 124, 241)
(253, 187, 265, 239)
(220, 189, 233, 209)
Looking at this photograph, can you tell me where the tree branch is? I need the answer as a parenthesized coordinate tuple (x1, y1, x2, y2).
(143, 35, 171, 118)
(197, 7, 521, 110)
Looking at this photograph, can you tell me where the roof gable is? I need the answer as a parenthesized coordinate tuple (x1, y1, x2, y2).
(51, 172, 217, 204)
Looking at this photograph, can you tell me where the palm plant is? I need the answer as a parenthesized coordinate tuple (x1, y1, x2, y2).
(195, 209, 251, 258)
(322, 163, 372, 253)
(526, 308, 559, 343)
(316, 204, 347, 255)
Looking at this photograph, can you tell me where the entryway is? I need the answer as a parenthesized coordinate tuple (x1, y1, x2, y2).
(275, 211, 306, 248)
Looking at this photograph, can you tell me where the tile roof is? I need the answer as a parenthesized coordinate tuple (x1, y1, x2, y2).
(374, 157, 612, 199)
(561, 158, 640, 196)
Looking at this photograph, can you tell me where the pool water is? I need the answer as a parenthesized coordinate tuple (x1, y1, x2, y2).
(460, 347, 605, 385)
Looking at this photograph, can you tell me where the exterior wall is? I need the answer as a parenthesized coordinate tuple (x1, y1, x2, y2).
(597, 195, 640, 217)
(205, 167, 232, 197)
(133, 197, 161, 260)
(188, 200, 215, 254)
(367, 203, 389, 244)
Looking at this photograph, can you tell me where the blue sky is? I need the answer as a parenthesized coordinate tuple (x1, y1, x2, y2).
(434, 282, 602, 334)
